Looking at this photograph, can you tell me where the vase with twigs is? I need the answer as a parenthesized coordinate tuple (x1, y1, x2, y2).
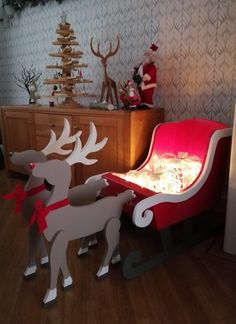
(13, 65, 42, 105)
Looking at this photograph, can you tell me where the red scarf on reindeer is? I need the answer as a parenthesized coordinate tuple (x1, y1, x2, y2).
(2, 184, 46, 213)
(29, 198, 70, 233)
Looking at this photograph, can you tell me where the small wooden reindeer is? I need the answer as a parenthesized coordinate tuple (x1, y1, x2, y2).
(29, 122, 135, 306)
(5, 119, 107, 278)
(90, 36, 120, 107)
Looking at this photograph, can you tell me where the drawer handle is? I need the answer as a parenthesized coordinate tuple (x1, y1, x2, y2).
(50, 124, 55, 128)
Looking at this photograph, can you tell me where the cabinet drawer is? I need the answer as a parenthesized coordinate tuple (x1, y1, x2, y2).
(34, 113, 73, 136)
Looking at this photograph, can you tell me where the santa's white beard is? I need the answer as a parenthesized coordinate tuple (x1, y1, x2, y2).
(144, 53, 156, 64)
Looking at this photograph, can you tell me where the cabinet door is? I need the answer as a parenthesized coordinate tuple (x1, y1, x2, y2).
(3, 111, 35, 173)
(74, 115, 125, 184)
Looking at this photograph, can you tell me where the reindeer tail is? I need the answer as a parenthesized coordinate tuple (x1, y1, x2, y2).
(95, 178, 109, 190)
(117, 190, 136, 204)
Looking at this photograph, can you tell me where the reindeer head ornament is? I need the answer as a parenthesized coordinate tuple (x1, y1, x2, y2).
(10, 118, 80, 173)
(30, 122, 108, 189)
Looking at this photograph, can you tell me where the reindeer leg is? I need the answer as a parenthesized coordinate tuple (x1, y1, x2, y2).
(77, 234, 98, 257)
(42, 231, 69, 306)
(24, 224, 40, 278)
(77, 236, 90, 256)
(113, 83, 120, 108)
(106, 86, 110, 103)
(60, 254, 73, 290)
(109, 84, 114, 104)
(96, 218, 121, 278)
(39, 234, 49, 267)
(111, 245, 121, 265)
(88, 233, 98, 247)
(107, 85, 114, 104)
(100, 82, 105, 102)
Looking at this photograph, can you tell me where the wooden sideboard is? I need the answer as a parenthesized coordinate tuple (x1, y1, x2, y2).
(0, 105, 164, 185)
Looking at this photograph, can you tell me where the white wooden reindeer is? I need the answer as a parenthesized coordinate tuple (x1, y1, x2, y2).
(29, 122, 135, 306)
(5, 119, 107, 278)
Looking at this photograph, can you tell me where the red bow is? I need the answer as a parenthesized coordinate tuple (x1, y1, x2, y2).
(29, 200, 48, 234)
(2, 184, 46, 213)
(29, 198, 69, 233)
(2, 184, 27, 213)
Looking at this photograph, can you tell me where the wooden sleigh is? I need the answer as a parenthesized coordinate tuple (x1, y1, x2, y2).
(92, 119, 232, 279)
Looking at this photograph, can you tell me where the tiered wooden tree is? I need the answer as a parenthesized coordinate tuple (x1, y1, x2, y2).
(44, 13, 93, 108)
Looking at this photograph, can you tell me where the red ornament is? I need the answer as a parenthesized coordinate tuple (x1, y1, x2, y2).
(29, 162, 35, 170)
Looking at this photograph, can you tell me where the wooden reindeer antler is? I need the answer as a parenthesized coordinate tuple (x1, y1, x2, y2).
(90, 36, 120, 60)
(42, 118, 81, 156)
(90, 37, 104, 59)
(66, 122, 108, 165)
(105, 36, 120, 60)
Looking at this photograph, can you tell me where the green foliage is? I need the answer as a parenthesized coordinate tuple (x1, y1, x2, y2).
(5, 0, 64, 10)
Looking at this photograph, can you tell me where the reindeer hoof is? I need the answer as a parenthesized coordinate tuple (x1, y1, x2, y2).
(104, 179, 109, 187)
(40, 256, 49, 267)
(88, 238, 98, 247)
(41, 299, 56, 308)
(96, 265, 109, 279)
(131, 190, 136, 198)
(77, 247, 89, 257)
(111, 254, 121, 265)
(24, 265, 37, 279)
(42, 289, 57, 307)
(62, 276, 73, 291)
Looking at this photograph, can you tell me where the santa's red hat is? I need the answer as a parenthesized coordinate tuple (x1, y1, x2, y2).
(121, 80, 132, 89)
(150, 44, 158, 52)
(144, 44, 158, 61)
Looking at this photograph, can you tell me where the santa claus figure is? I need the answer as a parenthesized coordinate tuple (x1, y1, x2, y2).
(133, 44, 158, 107)
(120, 80, 141, 108)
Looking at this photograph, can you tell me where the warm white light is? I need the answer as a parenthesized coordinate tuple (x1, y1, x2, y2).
(114, 152, 202, 194)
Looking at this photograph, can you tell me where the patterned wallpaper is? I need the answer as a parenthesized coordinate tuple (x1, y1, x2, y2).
(0, 0, 235, 125)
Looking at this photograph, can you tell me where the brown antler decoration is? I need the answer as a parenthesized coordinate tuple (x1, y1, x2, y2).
(90, 36, 120, 107)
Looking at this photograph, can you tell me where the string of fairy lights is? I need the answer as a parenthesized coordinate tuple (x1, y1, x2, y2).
(115, 153, 202, 194)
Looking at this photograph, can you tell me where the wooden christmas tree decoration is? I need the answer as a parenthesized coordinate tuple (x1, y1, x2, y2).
(44, 12, 93, 108)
